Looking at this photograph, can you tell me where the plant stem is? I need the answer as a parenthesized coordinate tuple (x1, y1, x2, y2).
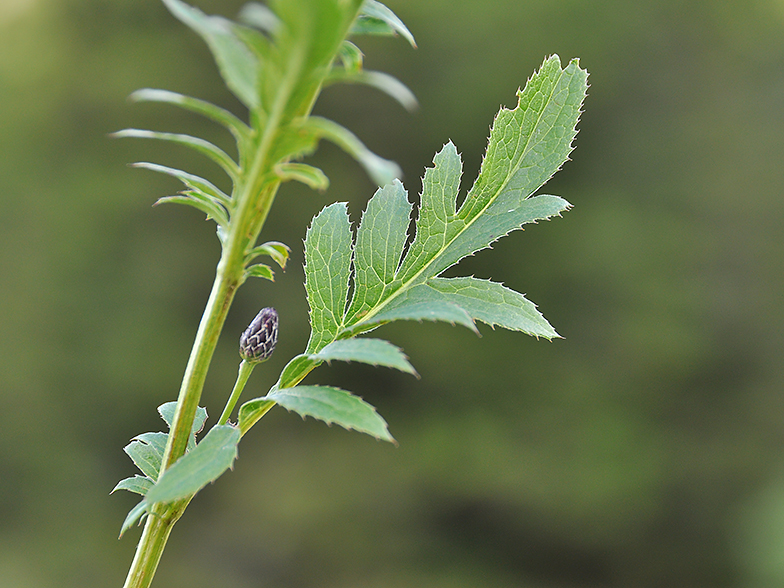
(217, 360, 255, 426)
(121, 499, 190, 588)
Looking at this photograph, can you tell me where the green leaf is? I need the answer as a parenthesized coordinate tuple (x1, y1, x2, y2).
(310, 338, 417, 375)
(352, 0, 416, 48)
(237, 2, 280, 34)
(304, 203, 353, 353)
(358, 298, 478, 334)
(346, 180, 411, 324)
(421, 277, 559, 338)
(267, 385, 394, 442)
(325, 69, 417, 111)
(123, 432, 168, 481)
(131, 162, 231, 207)
(158, 402, 208, 452)
(304, 117, 402, 186)
(162, 0, 260, 109)
(275, 162, 329, 191)
(119, 499, 149, 538)
(129, 89, 250, 143)
(237, 398, 276, 436)
(277, 354, 319, 389)
(112, 475, 154, 496)
(245, 241, 290, 269)
(337, 40, 363, 72)
(112, 129, 239, 181)
(155, 194, 229, 228)
(243, 263, 275, 281)
(145, 425, 240, 505)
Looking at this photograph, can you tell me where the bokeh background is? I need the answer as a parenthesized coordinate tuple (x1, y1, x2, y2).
(2, 0, 784, 586)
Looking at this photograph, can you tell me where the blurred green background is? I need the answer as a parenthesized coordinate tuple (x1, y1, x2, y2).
(2, 0, 784, 586)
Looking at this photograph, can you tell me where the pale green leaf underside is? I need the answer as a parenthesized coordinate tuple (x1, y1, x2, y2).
(119, 500, 149, 538)
(145, 425, 240, 505)
(158, 402, 208, 452)
(311, 338, 417, 375)
(268, 385, 394, 442)
(112, 475, 154, 496)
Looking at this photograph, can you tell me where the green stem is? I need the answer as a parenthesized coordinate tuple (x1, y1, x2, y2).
(218, 360, 256, 426)
(121, 500, 190, 588)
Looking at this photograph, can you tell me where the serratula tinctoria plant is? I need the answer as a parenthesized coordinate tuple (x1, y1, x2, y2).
(111, 1, 588, 586)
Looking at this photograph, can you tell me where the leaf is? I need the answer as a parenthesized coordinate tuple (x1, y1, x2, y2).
(310, 338, 417, 375)
(358, 299, 478, 334)
(326, 69, 418, 111)
(419, 277, 559, 338)
(154, 195, 229, 228)
(275, 162, 329, 191)
(304, 117, 402, 186)
(244, 263, 275, 281)
(352, 0, 416, 48)
(112, 475, 154, 496)
(145, 425, 240, 505)
(131, 162, 231, 207)
(347, 55, 586, 335)
(277, 354, 319, 389)
(119, 499, 149, 538)
(129, 89, 250, 143)
(237, 398, 276, 436)
(123, 432, 168, 480)
(158, 402, 208, 452)
(267, 386, 394, 442)
(162, 0, 260, 109)
(112, 129, 239, 181)
(304, 203, 353, 353)
(345, 180, 412, 324)
(337, 40, 363, 72)
(245, 241, 290, 269)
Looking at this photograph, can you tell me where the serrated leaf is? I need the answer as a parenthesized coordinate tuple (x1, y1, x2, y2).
(237, 398, 276, 436)
(338, 56, 586, 339)
(123, 432, 168, 480)
(244, 263, 275, 281)
(145, 425, 240, 505)
(352, 0, 416, 48)
(112, 129, 239, 181)
(345, 180, 411, 323)
(129, 89, 250, 143)
(406, 277, 559, 338)
(158, 402, 208, 452)
(304, 117, 401, 186)
(310, 338, 417, 375)
(267, 385, 394, 442)
(112, 475, 154, 496)
(162, 0, 260, 109)
(119, 499, 149, 538)
(362, 299, 478, 334)
(275, 162, 329, 191)
(304, 203, 353, 353)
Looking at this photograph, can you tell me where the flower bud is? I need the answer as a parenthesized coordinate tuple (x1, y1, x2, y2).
(239, 307, 278, 362)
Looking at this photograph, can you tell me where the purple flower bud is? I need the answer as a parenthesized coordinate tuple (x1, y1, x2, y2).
(239, 307, 278, 362)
